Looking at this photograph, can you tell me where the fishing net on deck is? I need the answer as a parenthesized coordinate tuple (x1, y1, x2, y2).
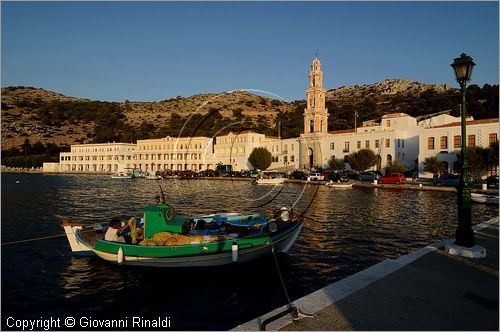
(128, 218, 144, 244)
(139, 232, 231, 246)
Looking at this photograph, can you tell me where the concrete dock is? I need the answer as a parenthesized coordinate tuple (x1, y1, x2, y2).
(233, 217, 499, 331)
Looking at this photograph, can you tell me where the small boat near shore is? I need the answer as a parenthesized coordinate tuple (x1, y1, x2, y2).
(325, 181, 353, 189)
(110, 172, 133, 179)
(471, 193, 499, 205)
(62, 203, 303, 267)
(255, 178, 287, 185)
(254, 171, 287, 185)
(145, 171, 162, 180)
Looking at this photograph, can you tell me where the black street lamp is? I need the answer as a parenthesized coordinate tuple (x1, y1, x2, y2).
(451, 53, 475, 247)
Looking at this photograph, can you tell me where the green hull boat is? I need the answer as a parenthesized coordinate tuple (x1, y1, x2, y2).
(66, 204, 303, 267)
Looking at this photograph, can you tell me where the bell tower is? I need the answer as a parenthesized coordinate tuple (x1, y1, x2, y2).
(303, 56, 328, 135)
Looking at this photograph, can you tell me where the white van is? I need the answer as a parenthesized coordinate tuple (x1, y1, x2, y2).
(307, 173, 324, 181)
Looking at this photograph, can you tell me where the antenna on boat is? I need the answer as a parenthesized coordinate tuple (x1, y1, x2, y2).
(158, 185, 166, 204)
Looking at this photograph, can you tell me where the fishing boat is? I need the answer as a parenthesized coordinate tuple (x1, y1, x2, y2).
(254, 171, 287, 185)
(145, 171, 162, 180)
(110, 172, 133, 179)
(62, 204, 303, 267)
(471, 193, 499, 205)
(325, 181, 353, 189)
(256, 178, 287, 185)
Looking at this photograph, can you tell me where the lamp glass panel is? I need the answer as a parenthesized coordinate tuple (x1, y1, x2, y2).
(453, 64, 468, 81)
(466, 64, 474, 80)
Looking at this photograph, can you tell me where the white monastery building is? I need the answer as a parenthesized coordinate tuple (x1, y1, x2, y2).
(418, 118, 498, 177)
(46, 57, 498, 178)
(59, 143, 136, 173)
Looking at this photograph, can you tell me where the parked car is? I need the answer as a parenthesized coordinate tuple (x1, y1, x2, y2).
(342, 170, 360, 180)
(307, 172, 325, 181)
(197, 170, 219, 177)
(247, 170, 258, 179)
(486, 173, 498, 189)
(290, 171, 308, 180)
(379, 173, 406, 184)
(359, 171, 379, 182)
(433, 174, 460, 187)
(179, 170, 197, 178)
(328, 171, 349, 182)
(368, 170, 383, 178)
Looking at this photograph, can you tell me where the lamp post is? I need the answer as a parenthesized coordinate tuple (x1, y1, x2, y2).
(354, 111, 358, 133)
(451, 53, 475, 247)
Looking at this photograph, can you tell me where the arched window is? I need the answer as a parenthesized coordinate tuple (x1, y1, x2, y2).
(310, 120, 314, 133)
(387, 154, 392, 162)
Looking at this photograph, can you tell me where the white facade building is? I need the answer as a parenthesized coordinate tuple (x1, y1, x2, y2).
(135, 136, 215, 172)
(59, 143, 136, 173)
(418, 118, 499, 178)
(212, 131, 299, 171)
(318, 113, 421, 171)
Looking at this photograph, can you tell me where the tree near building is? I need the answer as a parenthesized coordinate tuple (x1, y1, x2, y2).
(423, 156, 446, 176)
(466, 146, 489, 182)
(346, 149, 377, 171)
(327, 156, 344, 171)
(248, 147, 272, 170)
(384, 160, 406, 174)
(487, 140, 499, 173)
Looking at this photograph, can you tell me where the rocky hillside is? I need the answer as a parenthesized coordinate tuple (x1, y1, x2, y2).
(2, 80, 498, 151)
(1, 87, 293, 150)
(121, 90, 292, 127)
(329, 79, 453, 98)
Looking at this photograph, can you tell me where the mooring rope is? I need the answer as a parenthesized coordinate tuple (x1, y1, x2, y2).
(271, 245, 293, 305)
(1, 228, 96, 246)
(265, 181, 320, 307)
(297, 181, 321, 219)
(1, 233, 68, 246)
(259, 183, 320, 329)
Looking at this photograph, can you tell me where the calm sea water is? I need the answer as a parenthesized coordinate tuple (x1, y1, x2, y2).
(1, 173, 498, 330)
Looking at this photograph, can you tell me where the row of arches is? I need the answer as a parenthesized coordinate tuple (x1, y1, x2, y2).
(309, 119, 325, 134)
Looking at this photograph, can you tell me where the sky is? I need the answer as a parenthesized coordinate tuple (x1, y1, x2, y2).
(2, 1, 499, 102)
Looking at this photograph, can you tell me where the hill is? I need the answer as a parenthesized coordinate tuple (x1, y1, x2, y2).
(1, 87, 293, 150)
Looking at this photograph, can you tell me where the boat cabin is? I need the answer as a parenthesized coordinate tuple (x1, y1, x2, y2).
(143, 204, 189, 238)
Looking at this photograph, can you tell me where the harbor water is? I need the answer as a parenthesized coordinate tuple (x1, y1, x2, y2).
(1, 173, 498, 330)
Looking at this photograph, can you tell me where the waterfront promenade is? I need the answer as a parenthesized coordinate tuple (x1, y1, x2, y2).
(234, 217, 499, 331)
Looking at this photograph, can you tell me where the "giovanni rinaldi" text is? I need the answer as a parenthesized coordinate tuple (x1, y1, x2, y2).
(80, 316, 171, 329)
